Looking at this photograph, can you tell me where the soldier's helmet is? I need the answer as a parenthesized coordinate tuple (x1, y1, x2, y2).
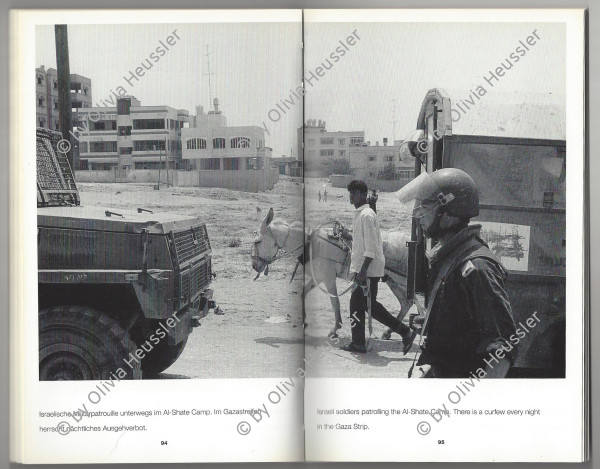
(395, 168, 479, 219)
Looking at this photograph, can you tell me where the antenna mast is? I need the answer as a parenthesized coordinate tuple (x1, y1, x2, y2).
(204, 44, 214, 105)
(391, 98, 398, 143)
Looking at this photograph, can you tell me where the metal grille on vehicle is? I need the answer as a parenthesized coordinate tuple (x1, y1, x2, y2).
(173, 225, 211, 264)
(179, 258, 211, 302)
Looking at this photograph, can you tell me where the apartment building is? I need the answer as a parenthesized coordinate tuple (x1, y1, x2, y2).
(78, 96, 189, 170)
(299, 119, 365, 177)
(182, 99, 270, 166)
(36, 66, 92, 131)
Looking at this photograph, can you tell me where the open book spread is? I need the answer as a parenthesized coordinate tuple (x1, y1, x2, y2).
(10, 8, 587, 463)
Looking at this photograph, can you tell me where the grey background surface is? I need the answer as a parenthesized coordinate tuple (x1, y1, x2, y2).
(0, 0, 594, 468)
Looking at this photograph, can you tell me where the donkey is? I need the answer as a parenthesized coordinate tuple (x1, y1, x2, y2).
(251, 208, 412, 340)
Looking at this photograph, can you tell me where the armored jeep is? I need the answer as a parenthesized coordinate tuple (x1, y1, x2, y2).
(37, 128, 215, 380)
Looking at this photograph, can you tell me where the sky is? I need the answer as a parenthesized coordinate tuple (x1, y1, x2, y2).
(304, 22, 565, 142)
(37, 21, 566, 156)
(36, 22, 303, 158)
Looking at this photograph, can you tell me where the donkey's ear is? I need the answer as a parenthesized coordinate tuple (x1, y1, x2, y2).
(265, 208, 274, 226)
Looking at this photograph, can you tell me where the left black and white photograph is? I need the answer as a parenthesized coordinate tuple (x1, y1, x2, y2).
(35, 20, 304, 380)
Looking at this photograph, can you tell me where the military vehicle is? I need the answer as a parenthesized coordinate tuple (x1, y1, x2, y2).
(405, 88, 566, 377)
(37, 127, 215, 380)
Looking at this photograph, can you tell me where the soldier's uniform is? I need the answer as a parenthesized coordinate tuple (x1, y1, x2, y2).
(418, 225, 517, 378)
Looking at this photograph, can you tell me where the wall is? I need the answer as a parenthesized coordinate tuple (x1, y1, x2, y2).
(329, 174, 412, 192)
(75, 168, 280, 193)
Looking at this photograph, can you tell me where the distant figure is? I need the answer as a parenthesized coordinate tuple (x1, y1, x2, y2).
(367, 189, 378, 212)
(256, 206, 262, 220)
(318, 190, 322, 203)
(323, 190, 328, 202)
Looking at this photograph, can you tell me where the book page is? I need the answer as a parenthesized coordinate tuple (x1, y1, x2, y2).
(11, 9, 305, 463)
(302, 8, 585, 462)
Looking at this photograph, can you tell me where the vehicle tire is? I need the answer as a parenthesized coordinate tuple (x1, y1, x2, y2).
(39, 306, 141, 381)
(141, 337, 188, 377)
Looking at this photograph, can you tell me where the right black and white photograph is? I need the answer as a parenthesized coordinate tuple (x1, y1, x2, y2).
(302, 21, 566, 379)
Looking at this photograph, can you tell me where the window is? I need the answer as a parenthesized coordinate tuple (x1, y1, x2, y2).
(83, 87, 88, 95)
(385, 155, 394, 162)
(39, 119, 45, 127)
(91, 163, 117, 170)
(231, 137, 250, 149)
(338, 138, 345, 145)
(37, 75, 43, 85)
(223, 157, 242, 170)
(339, 150, 346, 157)
(38, 96, 44, 106)
(199, 158, 221, 170)
(90, 120, 117, 131)
(368, 156, 377, 161)
(134, 140, 166, 152)
(213, 137, 226, 149)
(119, 147, 133, 155)
(133, 119, 165, 130)
(320, 150, 335, 157)
(186, 138, 207, 150)
(54, 101, 58, 110)
(350, 136, 364, 146)
(55, 122, 60, 130)
(90, 142, 117, 153)
(398, 170, 413, 178)
(118, 126, 132, 136)
(320, 138, 334, 145)
(53, 81, 58, 89)
(117, 99, 131, 115)
(135, 162, 165, 170)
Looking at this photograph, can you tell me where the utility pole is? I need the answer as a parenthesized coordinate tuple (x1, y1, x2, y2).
(156, 144, 162, 189)
(165, 137, 169, 188)
(55, 25, 74, 170)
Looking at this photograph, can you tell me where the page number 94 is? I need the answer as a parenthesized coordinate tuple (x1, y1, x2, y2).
(161, 441, 168, 446)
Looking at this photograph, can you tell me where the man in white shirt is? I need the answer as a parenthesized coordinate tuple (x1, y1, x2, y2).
(342, 180, 416, 354)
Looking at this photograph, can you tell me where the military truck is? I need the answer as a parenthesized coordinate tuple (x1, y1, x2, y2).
(406, 88, 566, 377)
(37, 128, 215, 380)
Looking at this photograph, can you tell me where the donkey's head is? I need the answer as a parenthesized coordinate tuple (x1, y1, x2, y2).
(251, 208, 278, 273)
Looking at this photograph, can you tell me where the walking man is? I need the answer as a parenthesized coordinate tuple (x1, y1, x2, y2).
(396, 168, 517, 377)
(342, 180, 416, 354)
(318, 190, 321, 203)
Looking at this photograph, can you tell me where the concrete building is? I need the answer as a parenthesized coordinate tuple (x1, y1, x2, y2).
(300, 119, 365, 177)
(36, 66, 92, 131)
(349, 139, 414, 180)
(181, 99, 278, 191)
(271, 156, 303, 177)
(78, 96, 189, 171)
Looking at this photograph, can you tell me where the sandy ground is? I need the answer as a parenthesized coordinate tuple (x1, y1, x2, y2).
(304, 178, 418, 378)
(78, 176, 418, 379)
(79, 177, 304, 379)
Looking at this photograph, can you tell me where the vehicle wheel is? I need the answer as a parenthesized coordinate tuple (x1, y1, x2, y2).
(39, 306, 141, 381)
(141, 337, 188, 377)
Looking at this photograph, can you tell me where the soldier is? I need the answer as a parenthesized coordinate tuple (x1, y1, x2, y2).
(396, 168, 517, 378)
